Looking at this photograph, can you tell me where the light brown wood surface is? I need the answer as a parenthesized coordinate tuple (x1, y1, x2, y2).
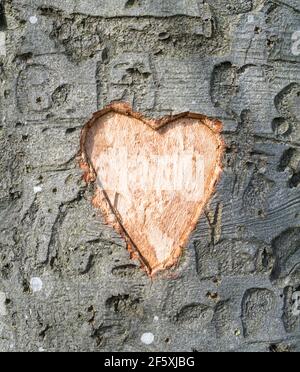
(80, 103, 224, 275)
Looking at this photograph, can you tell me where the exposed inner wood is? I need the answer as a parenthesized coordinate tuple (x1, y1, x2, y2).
(79, 103, 224, 275)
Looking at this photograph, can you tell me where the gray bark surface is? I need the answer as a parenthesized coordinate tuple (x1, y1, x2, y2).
(0, 0, 300, 352)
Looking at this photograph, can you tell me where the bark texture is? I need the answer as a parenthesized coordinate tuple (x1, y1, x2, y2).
(0, 0, 300, 352)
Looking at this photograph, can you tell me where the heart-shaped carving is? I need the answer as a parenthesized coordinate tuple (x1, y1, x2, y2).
(79, 103, 224, 276)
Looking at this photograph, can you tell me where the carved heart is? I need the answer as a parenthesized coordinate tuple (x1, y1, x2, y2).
(79, 103, 224, 276)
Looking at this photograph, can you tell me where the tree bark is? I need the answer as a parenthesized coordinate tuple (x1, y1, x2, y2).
(0, 0, 299, 352)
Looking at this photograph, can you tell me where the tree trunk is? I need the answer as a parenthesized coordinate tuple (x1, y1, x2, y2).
(0, 0, 299, 352)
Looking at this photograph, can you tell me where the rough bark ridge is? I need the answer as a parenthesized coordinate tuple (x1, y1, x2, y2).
(0, 0, 300, 352)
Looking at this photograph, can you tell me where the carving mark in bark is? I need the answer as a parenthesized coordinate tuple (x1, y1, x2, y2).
(79, 102, 224, 276)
